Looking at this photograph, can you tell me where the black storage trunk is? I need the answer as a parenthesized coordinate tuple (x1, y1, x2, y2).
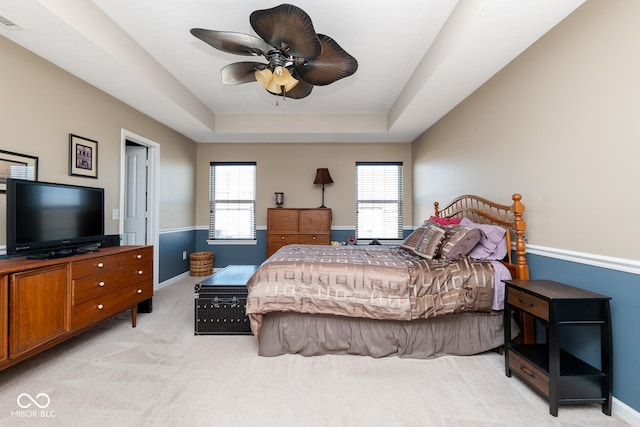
(194, 265, 257, 335)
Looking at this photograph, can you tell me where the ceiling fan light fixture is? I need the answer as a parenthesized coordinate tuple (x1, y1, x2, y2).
(266, 79, 282, 94)
(255, 69, 283, 93)
(255, 68, 273, 88)
(273, 66, 299, 92)
(256, 66, 298, 94)
(272, 66, 289, 85)
(283, 75, 299, 92)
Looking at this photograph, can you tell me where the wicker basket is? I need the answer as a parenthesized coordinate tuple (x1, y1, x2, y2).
(189, 251, 214, 276)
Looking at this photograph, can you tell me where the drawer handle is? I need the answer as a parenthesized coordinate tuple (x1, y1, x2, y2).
(281, 236, 285, 240)
(136, 254, 142, 259)
(517, 298, 535, 308)
(97, 304, 104, 310)
(137, 270, 144, 275)
(137, 289, 143, 294)
(520, 365, 536, 378)
(97, 262, 104, 268)
(312, 236, 316, 240)
(98, 281, 105, 287)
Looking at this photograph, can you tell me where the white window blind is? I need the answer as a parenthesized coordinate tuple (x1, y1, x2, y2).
(355, 162, 403, 239)
(9, 165, 36, 180)
(209, 162, 256, 240)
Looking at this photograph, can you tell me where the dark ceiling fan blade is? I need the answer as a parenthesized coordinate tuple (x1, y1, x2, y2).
(294, 34, 358, 86)
(221, 62, 267, 85)
(250, 4, 321, 59)
(190, 28, 274, 56)
(266, 78, 314, 99)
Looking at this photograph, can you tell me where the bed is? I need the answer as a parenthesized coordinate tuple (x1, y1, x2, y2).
(246, 193, 529, 358)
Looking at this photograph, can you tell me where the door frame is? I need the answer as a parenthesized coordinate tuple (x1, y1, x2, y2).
(119, 129, 160, 289)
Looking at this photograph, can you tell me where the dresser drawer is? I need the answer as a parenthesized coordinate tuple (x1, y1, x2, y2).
(298, 234, 330, 245)
(72, 269, 123, 305)
(267, 234, 298, 246)
(119, 260, 153, 286)
(509, 351, 549, 397)
(119, 246, 153, 265)
(507, 287, 549, 321)
(72, 254, 120, 279)
(71, 281, 153, 329)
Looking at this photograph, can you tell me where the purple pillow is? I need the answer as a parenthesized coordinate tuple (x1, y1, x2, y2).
(460, 217, 507, 260)
(437, 225, 484, 260)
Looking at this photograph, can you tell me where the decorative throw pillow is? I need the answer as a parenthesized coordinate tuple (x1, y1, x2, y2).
(460, 217, 508, 260)
(413, 222, 447, 260)
(437, 225, 484, 260)
(428, 215, 462, 226)
(400, 226, 428, 251)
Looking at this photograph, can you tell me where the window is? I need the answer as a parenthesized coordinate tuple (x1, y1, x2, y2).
(355, 162, 403, 240)
(209, 162, 256, 240)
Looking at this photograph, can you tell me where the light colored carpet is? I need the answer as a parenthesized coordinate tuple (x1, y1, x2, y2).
(0, 275, 628, 427)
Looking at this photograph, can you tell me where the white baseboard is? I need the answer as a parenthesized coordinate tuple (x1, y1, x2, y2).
(157, 271, 191, 290)
(613, 397, 640, 426)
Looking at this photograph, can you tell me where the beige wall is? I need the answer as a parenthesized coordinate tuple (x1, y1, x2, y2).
(196, 143, 412, 228)
(412, 0, 640, 260)
(0, 35, 197, 246)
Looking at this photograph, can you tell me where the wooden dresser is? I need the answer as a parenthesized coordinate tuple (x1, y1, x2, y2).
(0, 246, 153, 371)
(266, 208, 332, 257)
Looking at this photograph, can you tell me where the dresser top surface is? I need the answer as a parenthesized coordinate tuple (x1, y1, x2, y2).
(0, 246, 150, 275)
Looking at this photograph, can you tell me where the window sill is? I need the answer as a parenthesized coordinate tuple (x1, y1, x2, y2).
(207, 240, 257, 245)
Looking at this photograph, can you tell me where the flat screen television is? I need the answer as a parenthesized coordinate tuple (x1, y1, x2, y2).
(6, 178, 105, 259)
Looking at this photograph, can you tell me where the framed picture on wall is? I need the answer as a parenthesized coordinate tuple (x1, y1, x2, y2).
(69, 134, 98, 178)
(0, 149, 39, 192)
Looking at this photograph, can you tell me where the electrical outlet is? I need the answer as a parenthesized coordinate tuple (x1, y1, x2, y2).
(182, 251, 187, 260)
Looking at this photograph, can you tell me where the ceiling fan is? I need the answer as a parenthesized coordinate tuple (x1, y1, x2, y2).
(190, 3, 358, 99)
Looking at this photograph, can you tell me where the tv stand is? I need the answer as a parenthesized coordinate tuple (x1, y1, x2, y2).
(0, 246, 153, 372)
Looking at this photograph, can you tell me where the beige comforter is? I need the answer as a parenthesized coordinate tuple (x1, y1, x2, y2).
(246, 244, 496, 337)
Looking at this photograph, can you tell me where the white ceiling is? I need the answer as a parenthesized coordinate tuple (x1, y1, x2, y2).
(0, 0, 586, 143)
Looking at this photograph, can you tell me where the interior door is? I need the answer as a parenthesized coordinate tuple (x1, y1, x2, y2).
(123, 144, 148, 245)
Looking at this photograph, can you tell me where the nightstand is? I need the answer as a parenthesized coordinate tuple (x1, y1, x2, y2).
(503, 280, 612, 417)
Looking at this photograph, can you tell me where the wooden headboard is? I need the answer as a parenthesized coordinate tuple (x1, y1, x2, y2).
(434, 193, 529, 281)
